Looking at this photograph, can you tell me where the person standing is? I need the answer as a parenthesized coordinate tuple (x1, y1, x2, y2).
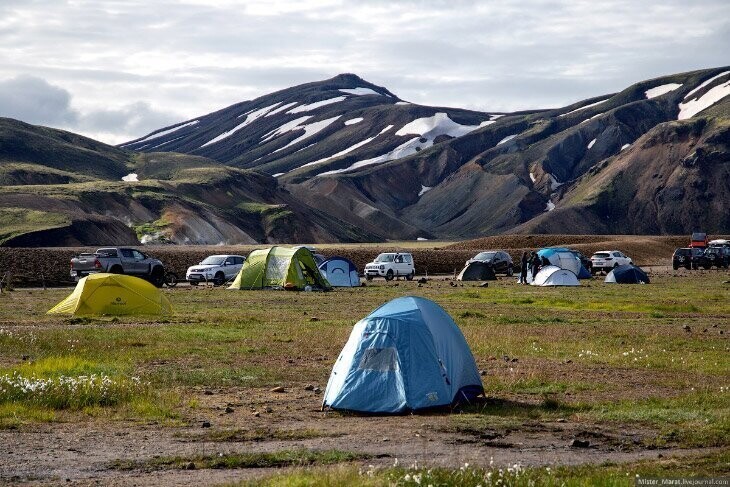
(519, 251, 528, 284)
(530, 252, 540, 281)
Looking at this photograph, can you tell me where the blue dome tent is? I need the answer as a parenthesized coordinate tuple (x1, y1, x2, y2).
(323, 297, 483, 413)
(318, 256, 360, 287)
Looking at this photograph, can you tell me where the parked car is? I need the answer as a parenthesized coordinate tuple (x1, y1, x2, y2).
(70, 247, 166, 287)
(672, 247, 707, 270)
(467, 251, 514, 276)
(590, 250, 633, 273)
(364, 252, 415, 281)
(703, 247, 729, 269)
(186, 255, 246, 286)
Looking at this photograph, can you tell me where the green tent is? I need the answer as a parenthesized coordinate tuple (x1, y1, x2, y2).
(228, 246, 332, 291)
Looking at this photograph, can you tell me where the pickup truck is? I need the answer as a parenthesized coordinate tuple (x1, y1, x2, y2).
(70, 247, 166, 287)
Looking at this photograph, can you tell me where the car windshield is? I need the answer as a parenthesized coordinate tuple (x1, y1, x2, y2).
(593, 252, 610, 258)
(201, 256, 226, 265)
(375, 254, 395, 263)
(474, 252, 496, 261)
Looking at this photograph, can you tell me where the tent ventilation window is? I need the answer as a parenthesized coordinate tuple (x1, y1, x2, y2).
(358, 348, 398, 371)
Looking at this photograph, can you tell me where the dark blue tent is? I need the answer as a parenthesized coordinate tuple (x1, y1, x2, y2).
(605, 265, 650, 284)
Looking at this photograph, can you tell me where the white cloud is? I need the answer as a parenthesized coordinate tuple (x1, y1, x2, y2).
(0, 0, 727, 142)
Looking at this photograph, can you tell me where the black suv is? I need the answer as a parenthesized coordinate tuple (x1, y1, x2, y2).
(672, 248, 707, 270)
(704, 247, 730, 269)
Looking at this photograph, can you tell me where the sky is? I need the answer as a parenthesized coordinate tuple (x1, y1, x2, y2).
(0, 0, 728, 144)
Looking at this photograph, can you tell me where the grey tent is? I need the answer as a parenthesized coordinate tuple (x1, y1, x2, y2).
(457, 261, 496, 281)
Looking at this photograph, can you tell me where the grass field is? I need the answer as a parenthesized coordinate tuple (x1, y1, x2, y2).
(0, 270, 727, 485)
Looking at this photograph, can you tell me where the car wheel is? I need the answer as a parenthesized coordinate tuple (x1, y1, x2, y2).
(110, 265, 123, 274)
(189, 281, 199, 286)
(406, 271, 415, 281)
(150, 267, 165, 288)
(164, 272, 178, 287)
(672, 264, 678, 270)
(213, 272, 225, 286)
(385, 270, 394, 281)
(365, 275, 373, 281)
(613, 263, 619, 268)
(506, 266, 514, 277)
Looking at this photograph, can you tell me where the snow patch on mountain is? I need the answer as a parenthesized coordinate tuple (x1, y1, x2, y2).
(319, 136, 423, 176)
(489, 114, 505, 120)
(396, 112, 482, 138)
(645, 83, 682, 99)
(202, 103, 282, 147)
(678, 79, 730, 120)
(621, 143, 631, 151)
(121, 173, 138, 182)
(266, 102, 298, 116)
(272, 173, 284, 177)
(545, 201, 556, 212)
(559, 98, 609, 117)
(684, 71, 730, 99)
(302, 135, 379, 167)
(261, 116, 314, 143)
(127, 120, 199, 145)
(418, 185, 432, 197)
(273, 116, 341, 153)
(287, 96, 347, 114)
(339, 87, 381, 96)
(529, 172, 536, 183)
(587, 138, 596, 149)
(379, 125, 394, 134)
(549, 174, 563, 190)
(497, 134, 517, 145)
(344, 117, 364, 125)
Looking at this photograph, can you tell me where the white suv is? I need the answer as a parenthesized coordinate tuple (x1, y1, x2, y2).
(186, 254, 246, 286)
(590, 250, 632, 274)
(364, 252, 415, 281)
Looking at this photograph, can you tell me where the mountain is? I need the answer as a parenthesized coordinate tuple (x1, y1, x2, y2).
(0, 119, 376, 246)
(1, 68, 728, 246)
(127, 68, 729, 240)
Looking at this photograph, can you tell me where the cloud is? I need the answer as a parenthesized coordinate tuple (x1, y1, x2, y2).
(0, 75, 78, 126)
(0, 0, 728, 142)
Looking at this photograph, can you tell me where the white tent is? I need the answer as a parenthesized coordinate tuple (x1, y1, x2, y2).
(532, 265, 580, 286)
(546, 251, 581, 275)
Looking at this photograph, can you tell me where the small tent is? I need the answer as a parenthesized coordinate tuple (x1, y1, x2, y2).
(605, 264, 650, 284)
(532, 265, 580, 286)
(47, 273, 171, 316)
(318, 256, 360, 287)
(457, 261, 496, 281)
(228, 246, 331, 291)
(323, 296, 483, 413)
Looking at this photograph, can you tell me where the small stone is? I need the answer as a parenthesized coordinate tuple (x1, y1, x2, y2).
(511, 358, 518, 363)
(252, 411, 260, 417)
(309, 317, 319, 322)
(720, 330, 724, 335)
(393, 283, 399, 287)
(382, 437, 389, 442)
(570, 439, 590, 448)
(201, 421, 211, 428)
(703, 329, 708, 333)
(303, 311, 308, 315)
(203, 390, 213, 395)
(479, 370, 487, 376)
(21, 355, 29, 361)
(564, 359, 573, 364)
(224, 406, 234, 414)
(270, 386, 286, 393)
(712, 323, 718, 328)
(479, 282, 489, 287)
(313, 387, 321, 394)
(264, 406, 273, 413)
(502, 355, 510, 362)
(185, 461, 196, 470)
(683, 325, 691, 332)
(304, 384, 315, 391)
(657, 453, 663, 458)
(556, 418, 566, 423)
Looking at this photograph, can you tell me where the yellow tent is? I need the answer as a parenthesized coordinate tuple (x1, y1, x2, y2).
(48, 273, 172, 316)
